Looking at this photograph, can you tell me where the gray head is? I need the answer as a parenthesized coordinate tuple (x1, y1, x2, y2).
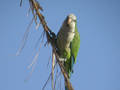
(67, 14, 77, 22)
(65, 13, 77, 28)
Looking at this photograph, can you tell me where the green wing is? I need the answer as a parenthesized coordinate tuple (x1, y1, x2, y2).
(64, 22, 80, 78)
(70, 22, 80, 63)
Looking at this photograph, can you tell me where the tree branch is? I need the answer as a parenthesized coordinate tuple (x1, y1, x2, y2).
(23, 0, 74, 89)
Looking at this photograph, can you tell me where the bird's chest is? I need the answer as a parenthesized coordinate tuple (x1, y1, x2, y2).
(62, 27, 75, 48)
(66, 31, 75, 42)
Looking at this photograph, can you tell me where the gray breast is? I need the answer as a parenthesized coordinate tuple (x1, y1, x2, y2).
(57, 25, 75, 49)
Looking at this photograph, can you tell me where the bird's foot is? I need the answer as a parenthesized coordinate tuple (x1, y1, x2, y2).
(58, 57, 67, 62)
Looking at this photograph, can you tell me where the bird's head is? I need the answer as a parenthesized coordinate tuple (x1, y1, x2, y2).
(65, 14, 77, 28)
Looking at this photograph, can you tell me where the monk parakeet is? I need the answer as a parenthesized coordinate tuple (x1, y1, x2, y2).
(57, 14, 80, 90)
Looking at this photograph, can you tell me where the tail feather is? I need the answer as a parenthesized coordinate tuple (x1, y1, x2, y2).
(70, 56, 75, 74)
(65, 56, 75, 90)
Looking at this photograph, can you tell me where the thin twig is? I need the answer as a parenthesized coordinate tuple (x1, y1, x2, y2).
(42, 62, 57, 90)
(42, 72, 52, 90)
(20, 0, 22, 6)
(16, 17, 34, 56)
(52, 50, 55, 90)
(47, 54, 51, 68)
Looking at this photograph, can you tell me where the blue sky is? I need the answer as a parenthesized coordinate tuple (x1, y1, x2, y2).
(0, 0, 120, 90)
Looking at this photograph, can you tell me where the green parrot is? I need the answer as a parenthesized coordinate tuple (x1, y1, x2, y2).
(57, 14, 80, 90)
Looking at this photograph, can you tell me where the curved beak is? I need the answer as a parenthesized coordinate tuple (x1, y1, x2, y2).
(67, 17, 72, 25)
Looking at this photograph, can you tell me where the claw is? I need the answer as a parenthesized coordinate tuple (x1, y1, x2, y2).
(59, 57, 67, 62)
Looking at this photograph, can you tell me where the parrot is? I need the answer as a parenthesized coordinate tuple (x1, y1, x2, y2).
(57, 14, 80, 90)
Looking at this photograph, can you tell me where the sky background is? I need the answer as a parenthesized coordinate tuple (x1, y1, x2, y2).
(0, 0, 120, 90)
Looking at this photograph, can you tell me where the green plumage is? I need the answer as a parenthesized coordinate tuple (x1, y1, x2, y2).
(71, 23, 80, 63)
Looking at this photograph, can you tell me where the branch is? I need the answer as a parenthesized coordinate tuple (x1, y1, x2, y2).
(23, 0, 74, 89)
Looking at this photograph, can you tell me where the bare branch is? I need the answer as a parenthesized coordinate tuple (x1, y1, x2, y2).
(20, 0, 74, 90)
(29, 0, 74, 89)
